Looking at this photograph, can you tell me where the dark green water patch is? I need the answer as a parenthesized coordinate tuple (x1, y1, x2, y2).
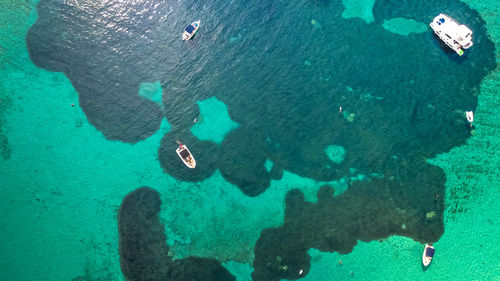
(0, 92, 12, 160)
(252, 156, 446, 280)
(118, 187, 235, 281)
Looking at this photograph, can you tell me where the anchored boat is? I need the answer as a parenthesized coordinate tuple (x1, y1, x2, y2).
(429, 14, 473, 56)
(176, 141, 196, 169)
(182, 20, 200, 41)
(466, 111, 474, 123)
(422, 244, 435, 267)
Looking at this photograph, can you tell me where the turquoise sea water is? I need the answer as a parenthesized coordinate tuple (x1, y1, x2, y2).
(1, 0, 499, 280)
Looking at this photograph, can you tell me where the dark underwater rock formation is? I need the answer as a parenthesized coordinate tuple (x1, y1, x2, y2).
(0, 94, 12, 160)
(118, 187, 235, 281)
(252, 157, 445, 280)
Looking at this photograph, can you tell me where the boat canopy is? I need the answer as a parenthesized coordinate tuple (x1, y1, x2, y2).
(426, 248, 435, 257)
(180, 149, 190, 158)
(185, 24, 195, 33)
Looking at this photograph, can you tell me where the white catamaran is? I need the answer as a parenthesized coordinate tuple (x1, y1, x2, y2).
(429, 14, 473, 56)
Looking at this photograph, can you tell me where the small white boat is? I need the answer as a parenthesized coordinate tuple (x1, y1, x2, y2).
(422, 244, 435, 267)
(466, 111, 474, 123)
(176, 141, 196, 168)
(429, 14, 473, 56)
(182, 20, 200, 41)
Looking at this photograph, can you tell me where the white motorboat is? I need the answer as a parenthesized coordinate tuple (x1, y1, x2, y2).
(176, 141, 196, 169)
(429, 14, 473, 56)
(182, 20, 200, 41)
(422, 244, 435, 267)
(466, 111, 474, 123)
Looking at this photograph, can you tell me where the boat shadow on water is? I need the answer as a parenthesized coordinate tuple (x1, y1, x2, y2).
(421, 263, 432, 271)
(431, 33, 469, 63)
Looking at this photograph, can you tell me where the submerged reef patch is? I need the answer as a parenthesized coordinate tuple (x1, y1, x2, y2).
(0, 94, 12, 160)
(252, 157, 446, 280)
(325, 145, 345, 164)
(382, 17, 428, 36)
(26, 0, 165, 143)
(342, 0, 377, 23)
(118, 186, 235, 281)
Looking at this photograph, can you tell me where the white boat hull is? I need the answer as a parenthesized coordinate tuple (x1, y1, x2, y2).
(466, 111, 474, 123)
(422, 244, 434, 267)
(176, 145, 196, 169)
(182, 20, 200, 41)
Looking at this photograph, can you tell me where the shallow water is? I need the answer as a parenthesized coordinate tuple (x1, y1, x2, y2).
(1, 0, 499, 280)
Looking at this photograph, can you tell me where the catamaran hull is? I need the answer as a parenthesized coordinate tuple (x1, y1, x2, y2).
(429, 14, 473, 56)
